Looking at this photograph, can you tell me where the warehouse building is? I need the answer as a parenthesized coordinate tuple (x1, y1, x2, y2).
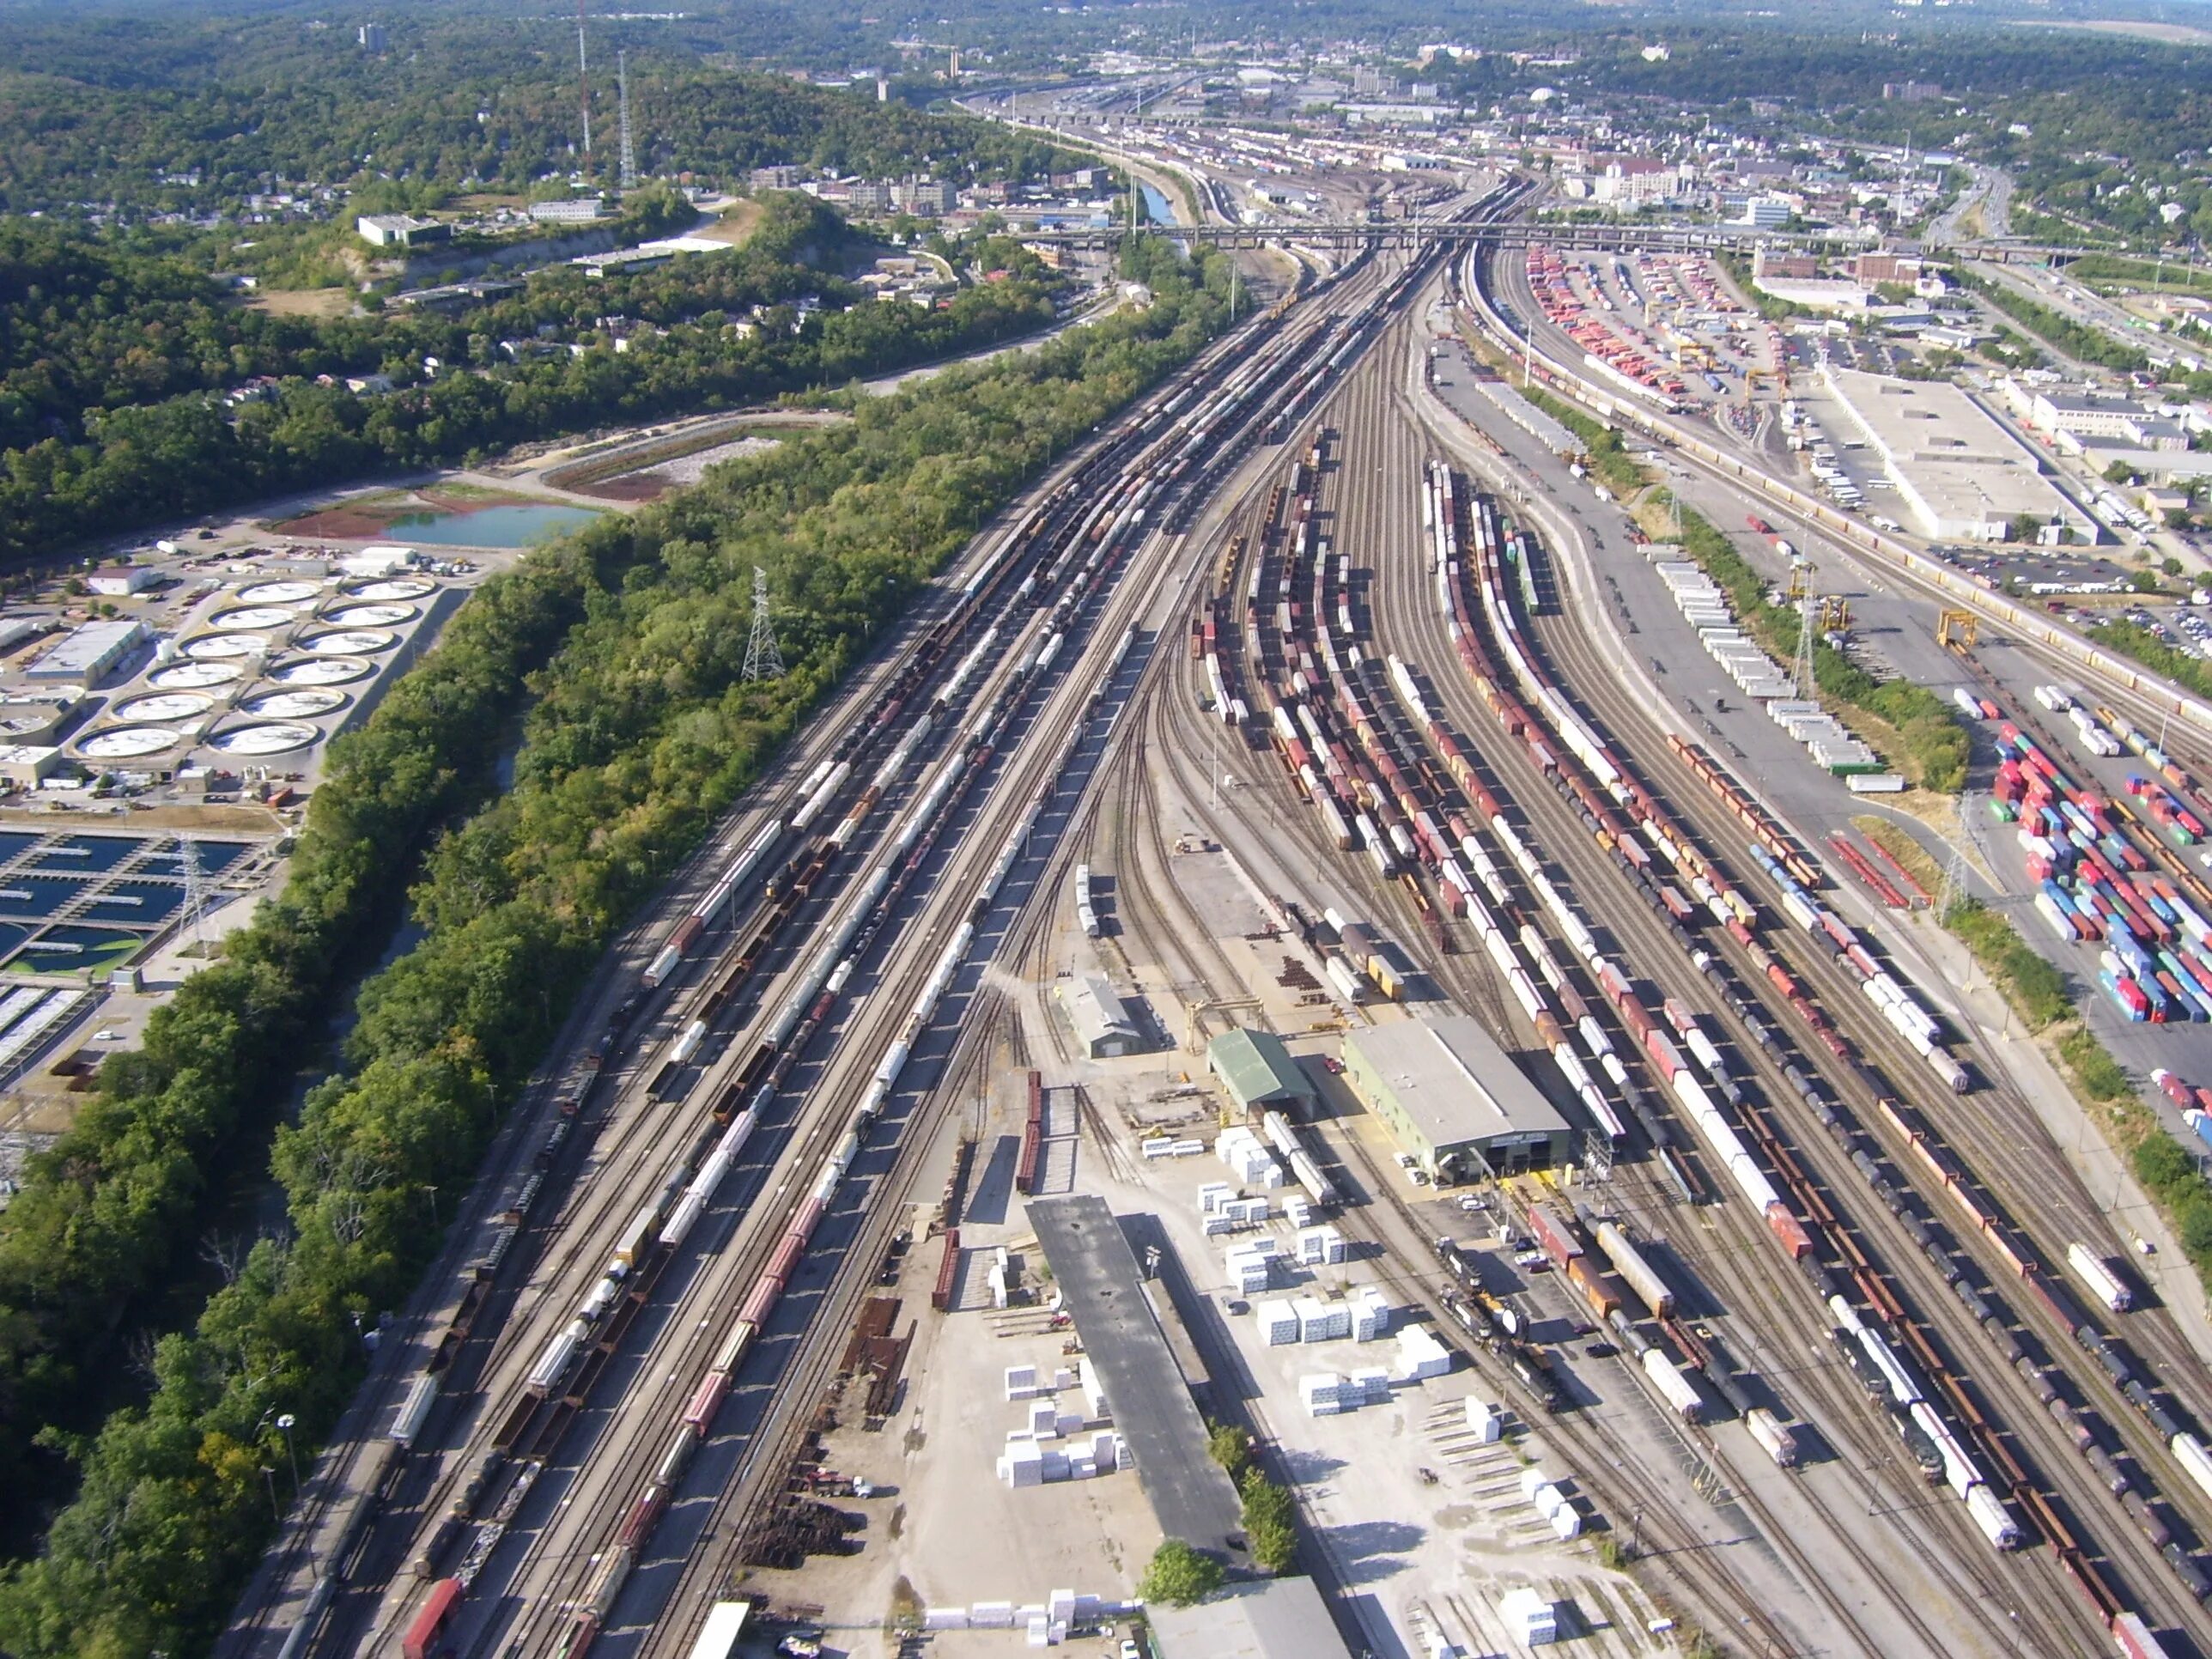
(27, 619, 150, 688)
(1207, 1028, 1316, 1116)
(1149, 1576, 1354, 1659)
(1340, 1015, 1571, 1180)
(1822, 366, 2084, 543)
(1056, 975, 1141, 1058)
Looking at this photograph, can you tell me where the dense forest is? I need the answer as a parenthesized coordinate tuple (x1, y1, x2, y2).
(0, 232, 1233, 1658)
(0, 192, 1069, 567)
(0, 22, 1090, 220)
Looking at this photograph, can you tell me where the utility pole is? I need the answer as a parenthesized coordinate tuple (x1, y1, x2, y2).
(617, 50, 636, 189)
(575, 0, 592, 160)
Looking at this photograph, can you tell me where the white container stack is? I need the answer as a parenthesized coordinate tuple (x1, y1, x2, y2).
(1295, 1297, 1352, 1342)
(1225, 1243, 1273, 1295)
(1465, 1397, 1504, 1443)
(1301, 1372, 1348, 1417)
(1257, 1300, 1301, 1346)
(1216, 1126, 1286, 1188)
(1352, 1286, 1391, 1341)
(1396, 1323, 1453, 1380)
(1296, 1224, 1348, 1266)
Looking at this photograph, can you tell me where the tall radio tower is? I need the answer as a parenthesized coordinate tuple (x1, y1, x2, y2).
(617, 50, 636, 188)
(575, 0, 592, 159)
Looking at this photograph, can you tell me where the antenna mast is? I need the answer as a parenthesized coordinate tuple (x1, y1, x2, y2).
(617, 50, 636, 188)
(575, 0, 592, 159)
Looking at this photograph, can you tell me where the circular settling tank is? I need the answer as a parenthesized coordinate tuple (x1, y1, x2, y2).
(78, 726, 182, 760)
(148, 661, 242, 690)
(113, 691, 214, 722)
(345, 577, 436, 602)
(301, 629, 397, 654)
(241, 688, 346, 719)
(269, 656, 371, 686)
(183, 634, 263, 660)
(210, 723, 317, 757)
(322, 602, 416, 628)
(234, 580, 324, 605)
(206, 605, 300, 632)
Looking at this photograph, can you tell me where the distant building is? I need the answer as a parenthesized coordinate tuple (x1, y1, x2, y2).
(0, 747, 62, 790)
(1751, 246, 1817, 281)
(528, 198, 606, 225)
(28, 619, 150, 688)
(356, 214, 449, 247)
(896, 178, 957, 216)
(357, 21, 386, 51)
(1851, 250, 1922, 283)
(750, 165, 804, 191)
(1735, 195, 1795, 229)
(1882, 80, 1943, 102)
(1056, 975, 1141, 1059)
(86, 566, 157, 598)
(1340, 1015, 1571, 1180)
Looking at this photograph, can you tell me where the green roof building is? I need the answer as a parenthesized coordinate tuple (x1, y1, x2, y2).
(1207, 1028, 1316, 1116)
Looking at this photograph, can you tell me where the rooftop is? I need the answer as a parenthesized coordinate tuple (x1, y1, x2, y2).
(1207, 1028, 1315, 1109)
(1058, 975, 1139, 1049)
(1345, 1015, 1569, 1147)
(1823, 367, 2081, 534)
(1147, 1577, 1354, 1659)
(1025, 1196, 1243, 1553)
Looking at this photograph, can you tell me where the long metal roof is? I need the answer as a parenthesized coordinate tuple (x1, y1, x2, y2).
(1207, 1027, 1315, 1107)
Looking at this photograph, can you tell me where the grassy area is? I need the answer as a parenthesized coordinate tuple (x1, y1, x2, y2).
(2087, 619, 2212, 702)
(1635, 493, 1969, 791)
(2068, 252, 2212, 300)
(1852, 814, 1942, 895)
(1941, 896, 2212, 1297)
(1515, 382, 1653, 498)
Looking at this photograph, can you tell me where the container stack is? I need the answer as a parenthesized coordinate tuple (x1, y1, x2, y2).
(1257, 1300, 1301, 1346)
(1294, 1297, 1352, 1342)
(1216, 1126, 1286, 1188)
(1464, 1397, 1504, 1443)
(1396, 1323, 1453, 1380)
(1225, 1241, 1275, 1296)
(1295, 1224, 1348, 1266)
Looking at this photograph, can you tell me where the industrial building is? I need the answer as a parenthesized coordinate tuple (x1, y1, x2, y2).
(27, 619, 149, 687)
(1056, 975, 1141, 1058)
(1340, 1015, 1571, 1179)
(355, 213, 450, 247)
(0, 746, 62, 790)
(1207, 1028, 1316, 1115)
(1822, 367, 2084, 543)
(1148, 1576, 1354, 1659)
(1026, 1197, 1244, 1553)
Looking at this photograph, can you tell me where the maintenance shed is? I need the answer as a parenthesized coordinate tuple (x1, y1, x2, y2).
(1207, 1028, 1316, 1116)
(1025, 1196, 1243, 1555)
(1340, 1015, 1571, 1180)
(1147, 1576, 1353, 1659)
(1057, 974, 1141, 1058)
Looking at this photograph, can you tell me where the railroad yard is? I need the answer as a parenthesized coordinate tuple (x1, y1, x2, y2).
(210, 133, 2212, 1659)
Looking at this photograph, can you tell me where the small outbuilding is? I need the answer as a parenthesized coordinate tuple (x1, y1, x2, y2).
(1057, 975, 1141, 1058)
(1207, 1028, 1316, 1115)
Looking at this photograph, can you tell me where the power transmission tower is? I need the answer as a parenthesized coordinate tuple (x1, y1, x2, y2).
(743, 567, 783, 681)
(617, 50, 636, 189)
(1936, 797, 1976, 921)
(179, 835, 208, 955)
(575, 0, 592, 158)
(1783, 552, 1818, 699)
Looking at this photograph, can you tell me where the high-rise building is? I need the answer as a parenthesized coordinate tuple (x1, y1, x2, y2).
(358, 21, 386, 51)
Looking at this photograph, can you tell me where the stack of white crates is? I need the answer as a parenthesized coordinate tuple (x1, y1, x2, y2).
(1215, 1127, 1285, 1188)
(1301, 1372, 1347, 1416)
(1347, 1366, 1391, 1406)
(1294, 1224, 1347, 1266)
(1285, 1194, 1314, 1230)
(1294, 1297, 1351, 1342)
(1351, 1286, 1390, 1341)
(1256, 1300, 1301, 1346)
(1225, 1241, 1275, 1295)
(1396, 1323, 1453, 1380)
(1464, 1397, 1503, 1443)
(1079, 1356, 1109, 1422)
(1200, 1182, 1272, 1234)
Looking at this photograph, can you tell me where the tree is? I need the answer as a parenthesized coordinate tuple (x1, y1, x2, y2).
(2008, 512, 2045, 544)
(1139, 1540, 1224, 1607)
(2106, 459, 2140, 485)
(1240, 1468, 1298, 1574)
(1206, 1420, 1252, 1479)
